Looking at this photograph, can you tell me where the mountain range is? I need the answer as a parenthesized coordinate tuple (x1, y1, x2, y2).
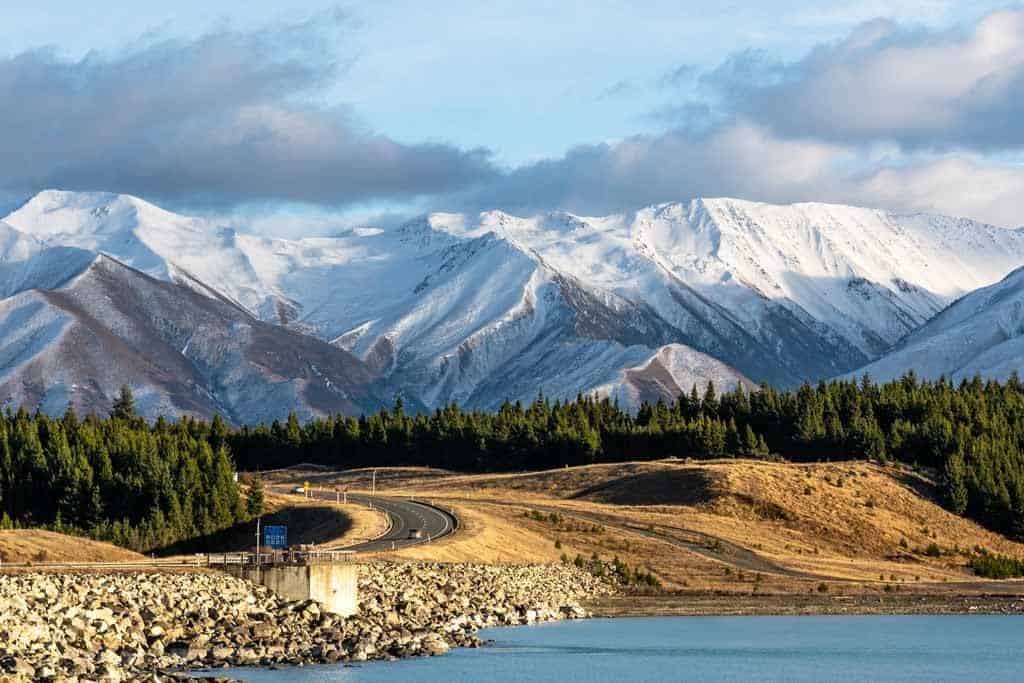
(2, 189, 1024, 421)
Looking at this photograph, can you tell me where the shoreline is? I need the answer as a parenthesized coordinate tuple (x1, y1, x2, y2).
(3, 566, 1024, 681)
(586, 591, 1024, 617)
(0, 563, 608, 682)
(192, 594, 1024, 681)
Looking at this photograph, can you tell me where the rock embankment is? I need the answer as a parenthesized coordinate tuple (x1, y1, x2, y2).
(0, 562, 611, 681)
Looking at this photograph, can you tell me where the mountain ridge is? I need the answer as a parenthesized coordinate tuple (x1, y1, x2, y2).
(2, 189, 1024, 419)
(851, 264, 1024, 383)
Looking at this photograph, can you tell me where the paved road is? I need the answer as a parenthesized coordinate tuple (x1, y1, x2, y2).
(297, 489, 457, 553)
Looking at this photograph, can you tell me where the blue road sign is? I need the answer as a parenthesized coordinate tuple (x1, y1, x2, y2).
(263, 525, 288, 549)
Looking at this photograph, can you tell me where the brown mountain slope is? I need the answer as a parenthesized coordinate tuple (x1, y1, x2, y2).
(0, 254, 386, 422)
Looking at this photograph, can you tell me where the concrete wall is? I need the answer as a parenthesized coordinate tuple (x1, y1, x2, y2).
(235, 564, 359, 617)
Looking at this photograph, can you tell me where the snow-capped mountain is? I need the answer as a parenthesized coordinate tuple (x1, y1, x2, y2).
(852, 266, 1024, 383)
(591, 344, 756, 408)
(3, 190, 1024, 419)
(0, 225, 384, 421)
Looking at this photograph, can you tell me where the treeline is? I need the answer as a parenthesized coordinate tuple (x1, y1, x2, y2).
(2, 374, 1023, 549)
(0, 387, 246, 553)
(227, 374, 1024, 539)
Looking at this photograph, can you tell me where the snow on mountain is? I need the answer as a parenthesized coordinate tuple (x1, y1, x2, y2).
(591, 344, 755, 409)
(5, 190, 278, 312)
(432, 200, 1024, 385)
(851, 266, 1024, 383)
(0, 251, 385, 422)
(4, 190, 1024, 417)
(0, 221, 96, 297)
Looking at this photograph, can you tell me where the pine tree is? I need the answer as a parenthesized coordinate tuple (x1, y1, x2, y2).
(945, 450, 969, 515)
(111, 385, 137, 421)
(246, 476, 265, 518)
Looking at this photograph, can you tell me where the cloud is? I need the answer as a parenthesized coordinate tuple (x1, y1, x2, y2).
(705, 10, 1024, 151)
(450, 9, 1024, 228)
(5, 6, 1024, 232)
(596, 79, 638, 101)
(0, 11, 496, 209)
(852, 156, 1024, 226)
(658, 64, 697, 89)
(461, 120, 1024, 227)
(465, 121, 844, 216)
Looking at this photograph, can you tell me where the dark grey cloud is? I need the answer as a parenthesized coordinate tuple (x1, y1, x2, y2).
(700, 11, 1024, 151)
(0, 11, 496, 208)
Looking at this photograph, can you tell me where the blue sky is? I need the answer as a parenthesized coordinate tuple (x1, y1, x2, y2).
(2, 2, 1024, 232)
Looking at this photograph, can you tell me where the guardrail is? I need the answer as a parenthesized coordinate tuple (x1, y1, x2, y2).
(205, 549, 355, 567)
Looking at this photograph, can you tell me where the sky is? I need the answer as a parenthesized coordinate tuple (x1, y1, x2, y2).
(2, 1, 1024, 234)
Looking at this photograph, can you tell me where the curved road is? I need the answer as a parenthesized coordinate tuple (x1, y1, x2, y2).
(296, 489, 457, 552)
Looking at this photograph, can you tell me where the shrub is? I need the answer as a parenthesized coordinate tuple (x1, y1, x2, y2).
(970, 552, 1024, 579)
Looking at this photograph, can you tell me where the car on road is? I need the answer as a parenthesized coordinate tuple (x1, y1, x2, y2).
(292, 486, 306, 494)
(408, 529, 424, 540)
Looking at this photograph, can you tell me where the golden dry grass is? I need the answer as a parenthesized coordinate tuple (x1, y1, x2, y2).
(264, 459, 1024, 594)
(0, 530, 144, 564)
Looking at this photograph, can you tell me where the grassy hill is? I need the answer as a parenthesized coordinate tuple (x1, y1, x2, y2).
(267, 459, 1024, 594)
(0, 530, 145, 564)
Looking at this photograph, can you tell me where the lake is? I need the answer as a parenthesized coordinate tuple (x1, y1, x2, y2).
(208, 615, 1024, 682)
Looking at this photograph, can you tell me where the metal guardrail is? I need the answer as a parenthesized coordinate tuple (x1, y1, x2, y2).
(0, 549, 355, 572)
(204, 549, 355, 567)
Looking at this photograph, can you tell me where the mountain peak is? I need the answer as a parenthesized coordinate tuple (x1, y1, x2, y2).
(4, 189, 205, 243)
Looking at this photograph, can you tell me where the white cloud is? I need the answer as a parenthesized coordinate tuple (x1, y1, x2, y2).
(464, 120, 1024, 227)
(854, 157, 1024, 226)
(717, 10, 1024, 150)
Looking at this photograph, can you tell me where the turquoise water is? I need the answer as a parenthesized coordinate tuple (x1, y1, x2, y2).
(210, 615, 1024, 682)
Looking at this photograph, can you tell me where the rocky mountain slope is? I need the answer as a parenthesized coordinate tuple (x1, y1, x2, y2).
(0, 245, 382, 421)
(3, 190, 1024, 418)
(853, 265, 1024, 383)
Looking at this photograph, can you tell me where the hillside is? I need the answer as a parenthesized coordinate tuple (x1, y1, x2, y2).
(855, 265, 1024, 383)
(5, 191, 1024, 419)
(269, 460, 1024, 593)
(0, 530, 144, 564)
(0, 252, 385, 421)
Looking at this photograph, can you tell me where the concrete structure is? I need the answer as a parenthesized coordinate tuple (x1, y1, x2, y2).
(208, 551, 359, 617)
(243, 563, 359, 617)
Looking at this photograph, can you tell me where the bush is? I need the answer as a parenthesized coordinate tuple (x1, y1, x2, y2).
(924, 543, 942, 558)
(970, 552, 1024, 579)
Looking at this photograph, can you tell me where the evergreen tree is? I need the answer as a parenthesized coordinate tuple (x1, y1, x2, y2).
(246, 475, 265, 518)
(111, 385, 137, 421)
(945, 450, 969, 515)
